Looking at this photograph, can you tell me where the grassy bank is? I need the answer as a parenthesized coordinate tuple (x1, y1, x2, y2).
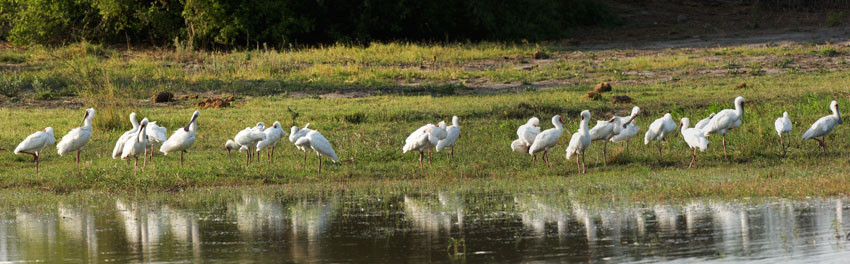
(0, 42, 849, 201)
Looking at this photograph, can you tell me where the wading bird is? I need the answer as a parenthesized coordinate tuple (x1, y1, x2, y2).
(436, 116, 461, 161)
(234, 123, 266, 166)
(703, 96, 746, 159)
(609, 107, 640, 153)
(529, 115, 568, 168)
(121, 119, 148, 173)
(801, 101, 842, 154)
(160, 110, 199, 167)
(14, 127, 55, 174)
(511, 117, 540, 155)
(113, 112, 140, 162)
(774, 111, 792, 156)
(57, 108, 95, 164)
(225, 139, 242, 163)
(679, 118, 709, 168)
(644, 113, 677, 162)
(403, 123, 445, 170)
(294, 130, 338, 174)
(257, 121, 285, 163)
(566, 110, 592, 174)
(144, 120, 167, 164)
(290, 123, 313, 163)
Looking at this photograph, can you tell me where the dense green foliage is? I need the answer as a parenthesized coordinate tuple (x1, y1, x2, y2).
(0, 0, 613, 47)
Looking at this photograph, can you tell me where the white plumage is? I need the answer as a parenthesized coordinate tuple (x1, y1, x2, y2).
(644, 113, 677, 162)
(257, 121, 285, 163)
(609, 107, 641, 153)
(14, 127, 56, 173)
(225, 139, 242, 163)
(160, 110, 200, 167)
(694, 113, 715, 130)
(512, 117, 540, 154)
(774, 111, 792, 156)
(144, 120, 168, 163)
(436, 116, 461, 160)
(290, 123, 314, 163)
(566, 110, 592, 174)
(234, 122, 267, 165)
(294, 130, 338, 173)
(403, 123, 446, 170)
(529, 115, 568, 167)
(680, 118, 709, 168)
(801, 101, 842, 154)
(57, 108, 95, 164)
(703, 96, 745, 159)
(121, 119, 149, 172)
(113, 112, 140, 160)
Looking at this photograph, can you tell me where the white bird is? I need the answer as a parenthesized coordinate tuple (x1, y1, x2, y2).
(801, 101, 842, 154)
(121, 119, 149, 173)
(56, 108, 95, 164)
(113, 112, 140, 160)
(224, 139, 242, 163)
(144, 120, 167, 164)
(609, 106, 641, 154)
(529, 115, 568, 168)
(294, 130, 338, 174)
(234, 123, 266, 166)
(403, 123, 444, 170)
(680, 118, 709, 168)
(644, 113, 677, 162)
(436, 116, 461, 160)
(257, 121, 285, 163)
(589, 118, 617, 165)
(160, 110, 200, 167)
(774, 111, 792, 156)
(566, 110, 592, 174)
(512, 117, 540, 156)
(694, 113, 715, 130)
(14, 127, 56, 174)
(290, 123, 313, 163)
(703, 96, 746, 159)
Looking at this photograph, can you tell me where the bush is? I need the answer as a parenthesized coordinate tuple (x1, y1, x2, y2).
(0, 0, 614, 47)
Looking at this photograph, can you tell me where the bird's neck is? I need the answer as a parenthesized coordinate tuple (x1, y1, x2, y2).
(83, 118, 93, 129)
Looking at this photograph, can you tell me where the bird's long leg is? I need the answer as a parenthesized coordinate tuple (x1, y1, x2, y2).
(815, 137, 826, 154)
(689, 148, 696, 169)
(779, 134, 786, 157)
(576, 155, 581, 174)
(318, 156, 322, 174)
(532, 154, 537, 166)
(544, 151, 550, 168)
(428, 149, 432, 165)
(227, 149, 232, 163)
(143, 148, 147, 168)
(35, 153, 39, 174)
(303, 151, 307, 164)
(134, 157, 138, 173)
(602, 141, 608, 166)
(722, 135, 728, 160)
(450, 146, 455, 162)
(246, 149, 250, 166)
(658, 143, 663, 163)
(581, 153, 586, 174)
(626, 140, 630, 154)
(418, 151, 424, 172)
(180, 151, 185, 168)
(271, 146, 275, 163)
(76, 150, 81, 164)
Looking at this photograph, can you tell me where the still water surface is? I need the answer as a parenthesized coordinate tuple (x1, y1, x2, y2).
(2, 191, 850, 263)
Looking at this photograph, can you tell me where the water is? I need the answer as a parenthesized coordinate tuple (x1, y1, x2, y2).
(2, 191, 850, 263)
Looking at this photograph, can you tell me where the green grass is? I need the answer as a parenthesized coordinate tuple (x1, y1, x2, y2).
(1, 42, 850, 202)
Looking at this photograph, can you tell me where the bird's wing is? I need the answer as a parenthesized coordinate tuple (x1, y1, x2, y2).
(405, 125, 429, 145)
(308, 132, 338, 162)
(519, 125, 540, 145)
(436, 127, 460, 151)
(511, 139, 529, 153)
(15, 132, 48, 154)
(565, 133, 582, 160)
(644, 119, 662, 144)
(705, 110, 735, 134)
(774, 118, 784, 135)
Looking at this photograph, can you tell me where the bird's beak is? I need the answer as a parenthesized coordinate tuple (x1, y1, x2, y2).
(837, 106, 843, 124)
(184, 114, 199, 131)
(82, 111, 89, 126)
(741, 103, 745, 123)
(623, 114, 636, 127)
